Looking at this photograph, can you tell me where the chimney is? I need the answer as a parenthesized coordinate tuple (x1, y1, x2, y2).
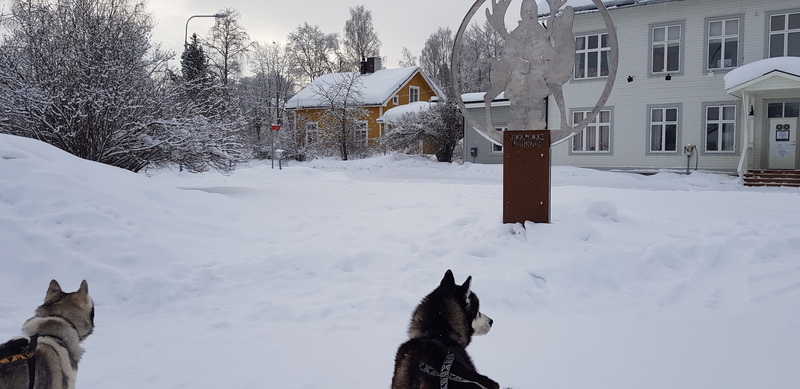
(360, 57, 368, 75)
(366, 57, 381, 74)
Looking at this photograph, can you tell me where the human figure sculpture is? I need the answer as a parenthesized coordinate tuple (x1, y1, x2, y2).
(484, 0, 575, 133)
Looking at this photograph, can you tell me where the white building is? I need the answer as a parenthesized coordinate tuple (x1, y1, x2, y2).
(464, 0, 800, 180)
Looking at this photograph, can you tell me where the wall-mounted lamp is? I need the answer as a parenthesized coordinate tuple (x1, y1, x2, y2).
(627, 76, 634, 83)
(749, 105, 755, 116)
(665, 74, 672, 81)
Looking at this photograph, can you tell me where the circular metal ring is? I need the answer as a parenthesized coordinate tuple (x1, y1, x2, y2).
(451, 0, 618, 147)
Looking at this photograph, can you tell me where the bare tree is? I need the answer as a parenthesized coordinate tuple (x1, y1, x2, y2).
(240, 41, 296, 157)
(420, 27, 454, 93)
(0, 0, 249, 173)
(286, 22, 341, 86)
(342, 5, 381, 70)
(310, 72, 370, 160)
(459, 21, 504, 93)
(205, 8, 251, 86)
(398, 47, 418, 68)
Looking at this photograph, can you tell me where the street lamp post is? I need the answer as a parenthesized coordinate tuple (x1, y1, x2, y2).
(184, 12, 228, 48)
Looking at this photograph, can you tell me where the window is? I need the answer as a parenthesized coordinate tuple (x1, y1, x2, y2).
(769, 12, 800, 57)
(574, 33, 610, 79)
(572, 110, 611, 152)
(649, 107, 679, 152)
(492, 128, 507, 152)
(652, 24, 682, 74)
(305, 122, 318, 144)
(392, 95, 399, 105)
(768, 102, 800, 118)
(355, 121, 368, 143)
(705, 105, 736, 152)
(707, 18, 740, 70)
(409, 86, 420, 103)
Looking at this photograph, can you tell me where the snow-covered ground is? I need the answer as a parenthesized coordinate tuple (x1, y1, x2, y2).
(1, 133, 799, 388)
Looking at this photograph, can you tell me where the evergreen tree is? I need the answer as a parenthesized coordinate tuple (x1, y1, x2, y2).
(181, 33, 214, 100)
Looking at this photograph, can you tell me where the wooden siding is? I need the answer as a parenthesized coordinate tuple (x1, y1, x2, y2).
(546, 0, 800, 172)
(451, 0, 800, 170)
(464, 103, 511, 164)
(291, 70, 440, 145)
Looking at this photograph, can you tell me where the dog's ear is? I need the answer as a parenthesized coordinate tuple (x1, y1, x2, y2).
(45, 279, 63, 303)
(462, 276, 473, 302)
(440, 269, 456, 288)
(77, 280, 89, 298)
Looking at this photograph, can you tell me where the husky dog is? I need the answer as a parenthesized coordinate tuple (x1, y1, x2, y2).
(392, 270, 499, 389)
(0, 280, 95, 389)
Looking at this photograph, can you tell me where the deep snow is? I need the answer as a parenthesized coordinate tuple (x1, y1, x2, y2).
(1, 133, 799, 388)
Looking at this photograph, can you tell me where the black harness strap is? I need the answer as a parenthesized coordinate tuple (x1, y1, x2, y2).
(417, 339, 489, 389)
(0, 335, 38, 389)
(27, 335, 38, 389)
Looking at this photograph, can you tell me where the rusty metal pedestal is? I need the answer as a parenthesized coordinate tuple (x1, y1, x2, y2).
(503, 130, 551, 224)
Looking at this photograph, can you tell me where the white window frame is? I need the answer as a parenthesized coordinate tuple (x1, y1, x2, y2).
(651, 23, 683, 75)
(768, 11, 800, 58)
(492, 127, 507, 153)
(707, 18, 740, 70)
(354, 120, 369, 143)
(704, 105, 737, 153)
(648, 106, 680, 153)
(305, 122, 318, 145)
(392, 95, 399, 105)
(572, 109, 611, 153)
(574, 33, 610, 79)
(409, 86, 420, 103)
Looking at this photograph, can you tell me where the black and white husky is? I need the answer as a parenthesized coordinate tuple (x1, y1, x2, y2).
(0, 280, 95, 389)
(392, 270, 499, 389)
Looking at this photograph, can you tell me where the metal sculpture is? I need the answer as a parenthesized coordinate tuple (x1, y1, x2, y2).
(452, 0, 619, 146)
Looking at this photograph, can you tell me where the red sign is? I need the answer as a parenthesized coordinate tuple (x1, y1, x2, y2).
(270, 124, 281, 131)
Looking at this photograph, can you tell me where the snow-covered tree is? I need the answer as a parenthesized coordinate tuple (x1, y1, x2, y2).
(205, 8, 251, 86)
(239, 42, 296, 158)
(310, 72, 370, 160)
(381, 100, 464, 163)
(342, 5, 381, 71)
(286, 22, 341, 86)
(458, 21, 504, 93)
(0, 0, 249, 173)
(398, 47, 418, 68)
(420, 27, 454, 93)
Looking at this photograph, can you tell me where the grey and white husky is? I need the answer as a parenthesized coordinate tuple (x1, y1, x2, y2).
(0, 280, 95, 389)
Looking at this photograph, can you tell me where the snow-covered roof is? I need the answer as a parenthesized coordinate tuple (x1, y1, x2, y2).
(539, 0, 683, 16)
(461, 92, 507, 104)
(724, 57, 800, 92)
(286, 66, 435, 109)
(376, 101, 433, 124)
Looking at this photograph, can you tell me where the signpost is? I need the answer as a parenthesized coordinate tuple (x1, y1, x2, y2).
(270, 124, 280, 169)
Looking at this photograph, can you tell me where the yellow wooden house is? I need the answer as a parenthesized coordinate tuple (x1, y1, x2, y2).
(285, 57, 443, 149)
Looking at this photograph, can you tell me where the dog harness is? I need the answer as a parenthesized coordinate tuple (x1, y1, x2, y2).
(0, 335, 39, 389)
(417, 339, 490, 389)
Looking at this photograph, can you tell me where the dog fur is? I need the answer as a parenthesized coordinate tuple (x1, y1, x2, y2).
(0, 280, 95, 389)
(392, 270, 499, 389)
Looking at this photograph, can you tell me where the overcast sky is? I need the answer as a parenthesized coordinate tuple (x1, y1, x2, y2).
(1, 0, 596, 71)
(149, 0, 477, 69)
(149, 0, 595, 71)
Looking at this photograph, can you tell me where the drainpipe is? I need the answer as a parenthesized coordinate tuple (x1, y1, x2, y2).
(737, 94, 752, 181)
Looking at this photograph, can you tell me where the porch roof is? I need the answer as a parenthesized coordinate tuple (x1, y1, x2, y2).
(725, 57, 800, 99)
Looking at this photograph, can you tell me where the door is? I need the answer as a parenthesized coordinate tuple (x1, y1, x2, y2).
(768, 118, 797, 169)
